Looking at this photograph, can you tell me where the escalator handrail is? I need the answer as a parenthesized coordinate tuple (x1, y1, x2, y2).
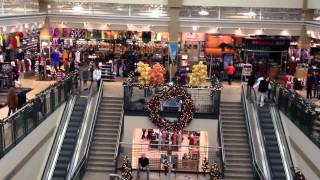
(67, 84, 96, 180)
(114, 103, 124, 161)
(218, 112, 225, 177)
(241, 85, 271, 180)
(70, 81, 104, 180)
(41, 95, 77, 180)
(270, 105, 295, 180)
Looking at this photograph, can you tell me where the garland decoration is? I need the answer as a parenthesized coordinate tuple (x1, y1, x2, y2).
(209, 163, 222, 180)
(121, 156, 133, 180)
(146, 85, 195, 132)
(201, 157, 209, 176)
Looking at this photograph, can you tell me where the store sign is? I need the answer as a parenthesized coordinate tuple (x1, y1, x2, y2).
(242, 64, 252, 76)
(169, 44, 178, 63)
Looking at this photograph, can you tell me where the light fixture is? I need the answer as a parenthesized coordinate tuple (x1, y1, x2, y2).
(47, 4, 51, 9)
(235, 28, 242, 35)
(244, 8, 256, 17)
(61, 21, 64, 25)
(255, 29, 264, 35)
(192, 26, 198, 31)
(24, 23, 29, 29)
(281, 30, 289, 36)
(151, 8, 163, 17)
(315, 16, 320, 20)
(72, 4, 83, 11)
(2, 26, 6, 32)
(198, 9, 209, 16)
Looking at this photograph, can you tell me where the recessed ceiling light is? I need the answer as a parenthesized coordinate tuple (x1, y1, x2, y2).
(192, 26, 198, 31)
(72, 5, 83, 11)
(244, 9, 256, 17)
(198, 9, 209, 16)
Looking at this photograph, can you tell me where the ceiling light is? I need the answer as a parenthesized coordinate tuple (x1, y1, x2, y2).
(3, 26, 6, 32)
(255, 29, 264, 35)
(151, 8, 163, 17)
(281, 30, 290, 36)
(192, 26, 198, 31)
(47, 4, 51, 9)
(24, 24, 29, 29)
(244, 9, 256, 17)
(198, 9, 209, 16)
(315, 16, 320, 21)
(72, 5, 83, 11)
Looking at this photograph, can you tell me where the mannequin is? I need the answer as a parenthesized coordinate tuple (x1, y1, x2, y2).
(75, 50, 81, 63)
(17, 49, 25, 72)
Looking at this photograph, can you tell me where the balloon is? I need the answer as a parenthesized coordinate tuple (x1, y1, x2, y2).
(136, 61, 151, 85)
(149, 63, 165, 86)
(188, 61, 208, 86)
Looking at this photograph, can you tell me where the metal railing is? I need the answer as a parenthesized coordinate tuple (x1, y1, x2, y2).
(70, 81, 104, 180)
(274, 83, 320, 148)
(123, 85, 220, 118)
(0, 74, 75, 158)
(241, 84, 271, 180)
(117, 142, 221, 174)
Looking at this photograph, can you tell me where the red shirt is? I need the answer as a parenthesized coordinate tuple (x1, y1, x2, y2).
(226, 65, 235, 75)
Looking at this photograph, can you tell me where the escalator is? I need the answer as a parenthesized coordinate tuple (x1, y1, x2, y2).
(51, 93, 88, 179)
(42, 90, 91, 180)
(258, 106, 286, 180)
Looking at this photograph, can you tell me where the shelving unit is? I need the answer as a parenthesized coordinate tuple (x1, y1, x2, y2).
(101, 61, 115, 81)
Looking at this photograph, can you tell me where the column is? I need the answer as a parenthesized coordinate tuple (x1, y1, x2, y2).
(167, 0, 182, 42)
(299, 0, 314, 49)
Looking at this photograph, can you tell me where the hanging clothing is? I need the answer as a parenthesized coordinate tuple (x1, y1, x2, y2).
(11, 37, 18, 49)
(0, 35, 3, 46)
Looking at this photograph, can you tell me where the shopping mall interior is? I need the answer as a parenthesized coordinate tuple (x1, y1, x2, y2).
(0, 0, 319, 180)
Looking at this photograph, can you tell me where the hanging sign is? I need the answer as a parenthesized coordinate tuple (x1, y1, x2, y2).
(169, 44, 178, 63)
(242, 64, 252, 76)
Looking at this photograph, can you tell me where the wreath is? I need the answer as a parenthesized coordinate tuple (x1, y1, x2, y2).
(146, 86, 195, 132)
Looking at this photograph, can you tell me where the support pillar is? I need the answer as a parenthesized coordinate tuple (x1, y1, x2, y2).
(299, 0, 314, 49)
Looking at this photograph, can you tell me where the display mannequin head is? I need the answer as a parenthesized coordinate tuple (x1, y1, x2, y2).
(18, 49, 22, 53)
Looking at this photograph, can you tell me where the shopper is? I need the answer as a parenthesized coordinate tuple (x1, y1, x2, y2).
(247, 72, 256, 100)
(137, 154, 150, 180)
(306, 73, 315, 99)
(69, 60, 76, 73)
(226, 63, 235, 85)
(82, 64, 90, 89)
(93, 66, 102, 90)
(7, 86, 18, 117)
(253, 75, 271, 107)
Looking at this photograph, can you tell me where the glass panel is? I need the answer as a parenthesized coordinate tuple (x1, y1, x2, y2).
(0, 0, 39, 15)
(48, 2, 168, 17)
(13, 113, 25, 141)
(46, 92, 51, 115)
(54, 87, 59, 108)
(25, 106, 35, 132)
(2, 122, 13, 150)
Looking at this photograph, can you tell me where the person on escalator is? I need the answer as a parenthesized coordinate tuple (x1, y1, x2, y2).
(247, 72, 256, 101)
(253, 75, 271, 107)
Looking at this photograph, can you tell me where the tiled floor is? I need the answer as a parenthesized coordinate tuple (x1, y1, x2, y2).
(221, 81, 243, 102)
(103, 77, 125, 97)
(0, 77, 54, 119)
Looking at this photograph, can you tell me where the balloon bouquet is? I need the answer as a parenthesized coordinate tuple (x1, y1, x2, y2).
(136, 61, 151, 85)
(149, 63, 165, 86)
(189, 61, 208, 86)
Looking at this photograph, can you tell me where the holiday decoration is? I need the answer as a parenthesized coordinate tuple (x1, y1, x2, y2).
(146, 85, 195, 132)
(136, 61, 151, 85)
(149, 63, 165, 86)
(121, 156, 133, 180)
(209, 163, 221, 180)
(201, 157, 209, 176)
(189, 61, 208, 86)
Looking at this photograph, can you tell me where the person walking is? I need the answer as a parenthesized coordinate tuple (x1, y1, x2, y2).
(253, 75, 271, 107)
(93, 66, 102, 90)
(82, 64, 90, 89)
(226, 63, 235, 85)
(306, 73, 315, 99)
(137, 154, 150, 180)
(7, 86, 18, 117)
(247, 72, 256, 100)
